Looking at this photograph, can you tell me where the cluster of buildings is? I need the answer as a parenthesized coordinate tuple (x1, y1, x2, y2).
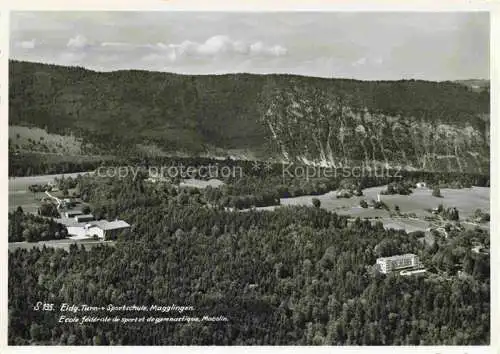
(376, 253, 426, 275)
(57, 210, 130, 241)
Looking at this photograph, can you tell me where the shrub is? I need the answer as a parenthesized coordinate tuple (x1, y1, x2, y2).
(381, 182, 412, 195)
(336, 189, 352, 199)
(444, 207, 459, 221)
(38, 203, 59, 218)
(432, 187, 442, 198)
(473, 209, 490, 222)
(373, 200, 388, 210)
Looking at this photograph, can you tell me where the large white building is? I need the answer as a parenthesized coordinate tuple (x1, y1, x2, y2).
(63, 219, 131, 240)
(376, 254, 421, 274)
(86, 220, 131, 240)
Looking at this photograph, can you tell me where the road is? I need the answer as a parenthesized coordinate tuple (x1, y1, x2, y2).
(9, 171, 94, 213)
(8, 239, 115, 252)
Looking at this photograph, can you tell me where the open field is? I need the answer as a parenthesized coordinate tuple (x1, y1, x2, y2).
(9, 172, 93, 191)
(180, 178, 225, 189)
(249, 185, 490, 233)
(8, 172, 94, 213)
(9, 125, 83, 155)
(280, 186, 489, 218)
(373, 218, 430, 233)
(279, 186, 488, 215)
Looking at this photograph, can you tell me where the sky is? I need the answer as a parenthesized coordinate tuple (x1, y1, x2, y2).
(10, 11, 489, 81)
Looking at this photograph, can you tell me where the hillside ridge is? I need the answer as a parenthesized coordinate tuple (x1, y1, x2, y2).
(9, 60, 490, 172)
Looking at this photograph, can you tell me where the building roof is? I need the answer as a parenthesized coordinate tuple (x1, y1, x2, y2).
(64, 210, 83, 216)
(102, 220, 130, 230)
(57, 218, 130, 230)
(88, 220, 131, 231)
(56, 218, 87, 227)
(377, 253, 417, 261)
(75, 214, 94, 219)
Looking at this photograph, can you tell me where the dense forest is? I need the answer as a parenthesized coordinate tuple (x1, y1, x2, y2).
(9, 60, 489, 172)
(8, 174, 490, 345)
(8, 207, 68, 243)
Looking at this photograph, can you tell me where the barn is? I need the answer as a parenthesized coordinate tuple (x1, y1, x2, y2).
(86, 220, 131, 240)
(63, 210, 83, 218)
(74, 214, 95, 223)
(65, 219, 131, 240)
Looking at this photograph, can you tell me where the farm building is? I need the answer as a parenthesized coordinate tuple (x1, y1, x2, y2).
(74, 214, 95, 223)
(67, 223, 88, 238)
(63, 210, 83, 218)
(86, 220, 131, 240)
(66, 219, 131, 240)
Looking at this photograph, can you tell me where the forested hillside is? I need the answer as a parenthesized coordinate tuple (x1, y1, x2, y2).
(9, 60, 489, 172)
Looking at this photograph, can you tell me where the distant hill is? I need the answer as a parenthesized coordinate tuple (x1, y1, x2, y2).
(9, 60, 490, 172)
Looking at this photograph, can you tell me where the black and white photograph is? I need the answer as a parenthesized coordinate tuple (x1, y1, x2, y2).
(5, 10, 491, 347)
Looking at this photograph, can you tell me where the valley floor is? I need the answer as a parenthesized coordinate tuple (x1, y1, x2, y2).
(8, 171, 94, 213)
(8, 172, 490, 243)
(245, 185, 490, 234)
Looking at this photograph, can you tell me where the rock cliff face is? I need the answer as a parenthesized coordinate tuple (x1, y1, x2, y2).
(261, 85, 489, 173)
(9, 61, 489, 172)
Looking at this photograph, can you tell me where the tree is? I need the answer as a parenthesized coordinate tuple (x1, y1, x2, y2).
(473, 209, 490, 222)
(30, 323, 42, 341)
(360, 200, 368, 208)
(312, 198, 321, 208)
(38, 203, 59, 217)
(22, 229, 33, 242)
(473, 256, 489, 280)
(432, 187, 442, 198)
(394, 205, 400, 213)
(463, 254, 475, 274)
(93, 335, 103, 345)
(67, 334, 78, 345)
(445, 207, 459, 221)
